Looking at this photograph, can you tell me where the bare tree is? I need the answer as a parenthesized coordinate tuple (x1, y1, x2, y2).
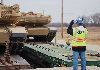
(92, 13, 100, 24)
(82, 13, 100, 26)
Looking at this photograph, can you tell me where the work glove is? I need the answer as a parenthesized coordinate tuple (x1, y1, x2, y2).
(70, 20, 74, 25)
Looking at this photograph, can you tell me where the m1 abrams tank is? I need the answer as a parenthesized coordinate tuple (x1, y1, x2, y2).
(0, 1, 56, 69)
(0, 2, 57, 43)
(0, 1, 57, 56)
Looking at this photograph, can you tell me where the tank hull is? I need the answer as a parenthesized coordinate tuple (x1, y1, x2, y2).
(26, 32, 56, 42)
(26, 27, 57, 42)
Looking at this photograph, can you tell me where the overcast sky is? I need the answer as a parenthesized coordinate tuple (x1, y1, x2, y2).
(3, 0, 100, 23)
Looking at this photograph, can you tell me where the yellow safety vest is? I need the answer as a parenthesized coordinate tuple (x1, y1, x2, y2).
(71, 27, 88, 47)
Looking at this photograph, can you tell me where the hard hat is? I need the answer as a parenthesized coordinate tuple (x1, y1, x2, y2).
(75, 17, 83, 25)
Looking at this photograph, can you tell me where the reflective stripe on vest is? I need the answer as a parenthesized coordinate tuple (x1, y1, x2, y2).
(71, 27, 87, 47)
(76, 38, 86, 42)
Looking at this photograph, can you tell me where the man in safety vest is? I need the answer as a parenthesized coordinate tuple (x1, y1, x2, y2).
(67, 18, 88, 70)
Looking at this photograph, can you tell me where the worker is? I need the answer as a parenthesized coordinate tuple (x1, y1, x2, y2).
(67, 18, 88, 70)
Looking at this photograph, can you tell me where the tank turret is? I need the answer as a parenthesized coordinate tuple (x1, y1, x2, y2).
(0, 4, 21, 25)
(16, 12, 51, 26)
(0, 3, 56, 43)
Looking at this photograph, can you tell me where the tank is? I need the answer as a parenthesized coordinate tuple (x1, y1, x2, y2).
(0, 2, 57, 69)
(0, 2, 56, 43)
(0, 3, 57, 59)
(0, 1, 57, 56)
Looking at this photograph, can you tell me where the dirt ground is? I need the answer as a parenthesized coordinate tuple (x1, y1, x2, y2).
(56, 27, 100, 45)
